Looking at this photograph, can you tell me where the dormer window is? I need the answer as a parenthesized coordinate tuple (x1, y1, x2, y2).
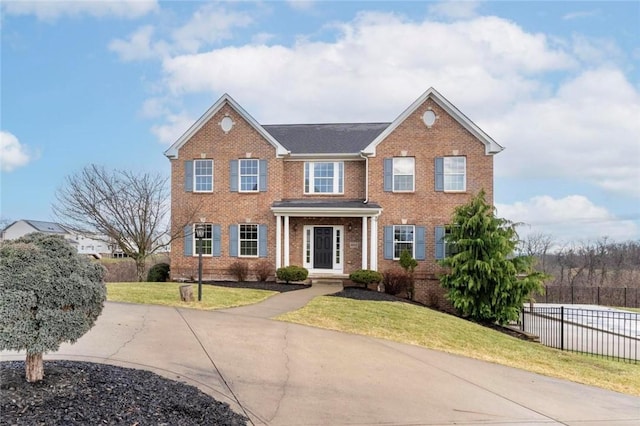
(304, 162, 344, 194)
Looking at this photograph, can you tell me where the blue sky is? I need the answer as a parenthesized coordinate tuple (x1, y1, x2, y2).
(1, 0, 639, 246)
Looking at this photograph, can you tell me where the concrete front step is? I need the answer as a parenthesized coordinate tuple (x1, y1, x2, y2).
(311, 278, 345, 286)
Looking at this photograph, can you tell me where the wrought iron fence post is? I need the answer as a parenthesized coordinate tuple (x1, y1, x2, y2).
(560, 306, 564, 351)
(521, 307, 526, 331)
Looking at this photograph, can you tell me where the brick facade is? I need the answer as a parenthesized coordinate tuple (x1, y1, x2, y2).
(166, 90, 501, 297)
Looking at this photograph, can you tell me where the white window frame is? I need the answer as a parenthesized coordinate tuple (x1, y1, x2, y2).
(304, 162, 344, 194)
(239, 224, 259, 258)
(393, 225, 415, 260)
(239, 159, 259, 193)
(194, 159, 213, 193)
(444, 156, 466, 192)
(192, 223, 213, 256)
(392, 157, 415, 192)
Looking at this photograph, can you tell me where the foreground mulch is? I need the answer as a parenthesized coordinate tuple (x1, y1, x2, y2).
(0, 360, 247, 425)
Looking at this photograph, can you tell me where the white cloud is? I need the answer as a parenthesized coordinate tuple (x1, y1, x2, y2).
(151, 113, 194, 145)
(496, 195, 639, 244)
(2, 0, 158, 21)
(108, 25, 160, 62)
(428, 0, 482, 19)
(0, 131, 35, 172)
(492, 67, 640, 197)
(287, 1, 316, 11)
(563, 10, 600, 21)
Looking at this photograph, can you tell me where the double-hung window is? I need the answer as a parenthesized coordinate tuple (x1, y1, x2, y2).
(194, 159, 213, 192)
(393, 158, 414, 192)
(193, 224, 213, 255)
(239, 224, 259, 257)
(239, 159, 259, 192)
(393, 225, 414, 259)
(304, 162, 344, 194)
(444, 157, 466, 191)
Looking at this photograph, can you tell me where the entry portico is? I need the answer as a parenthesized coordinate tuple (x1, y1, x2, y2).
(271, 200, 382, 276)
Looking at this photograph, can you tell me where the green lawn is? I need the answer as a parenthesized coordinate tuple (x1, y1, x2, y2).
(276, 297, 640, 397)
(106, 282, 276, 310)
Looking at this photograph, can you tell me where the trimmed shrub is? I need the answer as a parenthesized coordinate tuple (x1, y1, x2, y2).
(399, 249, 418, 273)
(229, 261, 249, 282)
(382, 269, 412, 296)
(0, 233, 106, 382)
(147, 262, 170, 282)
(349, 269, 383, 287)
(276, 265, 309, 283)
(254, 260, 274, 282)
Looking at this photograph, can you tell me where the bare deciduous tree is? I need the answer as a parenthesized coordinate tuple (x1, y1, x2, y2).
(54, 164, 197, 281)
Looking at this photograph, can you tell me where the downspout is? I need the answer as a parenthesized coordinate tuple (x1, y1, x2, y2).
(360, 151, 369, 204)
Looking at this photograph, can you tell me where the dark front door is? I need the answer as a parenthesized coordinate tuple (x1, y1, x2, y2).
(313, 227, 333, 269)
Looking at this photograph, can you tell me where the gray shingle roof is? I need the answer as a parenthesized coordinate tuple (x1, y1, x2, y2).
(24, 220, 69, 234)
(262, 123, 390, 154)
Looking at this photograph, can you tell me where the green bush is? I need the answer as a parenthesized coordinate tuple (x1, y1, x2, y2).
(382, 269, 412, 296)
(229, 261, 249, 281)
(399, 249, 418, 273)
(349, 269, 383, 287)
(0, 233, 106, 382)
(276, 265, 308, 283)
(147, 262, 170, 282)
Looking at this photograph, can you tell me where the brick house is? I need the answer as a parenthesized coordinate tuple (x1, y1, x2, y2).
(165, 88, 503, 297)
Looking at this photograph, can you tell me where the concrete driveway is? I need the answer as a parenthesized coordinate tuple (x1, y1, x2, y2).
(2, 287, 639, 425)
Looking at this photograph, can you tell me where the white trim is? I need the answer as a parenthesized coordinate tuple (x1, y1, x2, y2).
(362, 87, 504, 156)
(271, 206, 382, 217)
(192, 223, 213, 256)
(361, 217, 368, 270)
(392, 225, 415, 260)
(238, 223, 259, 258)
(370, 215, 379, 270)
(284, 216, 290, 267)
(443, 156, 467, 192)
(275, 215, 282, 269)
(193, 159, 213, 193)
(304, 161, 344, 195)
(392, 157, 415, 193)
(302, 225, 344, 273)
(164, 93, 289, 159)
(238, 158, 259, 193)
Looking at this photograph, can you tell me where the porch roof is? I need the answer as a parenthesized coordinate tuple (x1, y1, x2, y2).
(271, 199, 382, 217)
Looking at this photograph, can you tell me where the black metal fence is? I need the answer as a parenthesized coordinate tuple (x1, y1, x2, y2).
(520, 306, 639, 363)
(534, 286, 639, 308)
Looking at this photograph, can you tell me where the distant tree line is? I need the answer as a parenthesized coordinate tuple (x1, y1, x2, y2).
(519, 233, 640, 289)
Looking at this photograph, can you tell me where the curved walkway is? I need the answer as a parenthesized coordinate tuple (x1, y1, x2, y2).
(2, 286, 639, 425)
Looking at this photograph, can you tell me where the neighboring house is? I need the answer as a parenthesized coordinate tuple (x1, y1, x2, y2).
(1, 219, 114, 258)
(165, 88, 503, 293)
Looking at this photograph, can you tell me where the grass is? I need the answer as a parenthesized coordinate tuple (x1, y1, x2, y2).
(276, 297, 640, 397)
(106, 282, 276, 310)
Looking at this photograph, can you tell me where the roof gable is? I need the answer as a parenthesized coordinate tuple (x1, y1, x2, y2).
(164, 94, 289, 159)
(362, 87, 504, 156)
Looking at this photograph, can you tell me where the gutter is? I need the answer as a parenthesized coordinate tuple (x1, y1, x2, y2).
(360, 151, 369, 204)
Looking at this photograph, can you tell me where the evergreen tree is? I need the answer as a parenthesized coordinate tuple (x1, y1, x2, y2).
(0, 234, 106, 382)
(439, 190, 546, 324)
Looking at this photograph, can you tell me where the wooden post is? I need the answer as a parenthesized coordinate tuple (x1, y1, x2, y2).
(179, 285, 194, 302)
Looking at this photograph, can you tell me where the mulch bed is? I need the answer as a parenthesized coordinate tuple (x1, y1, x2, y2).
(204, 281, 310, 292)
(0, 360, 247, 426)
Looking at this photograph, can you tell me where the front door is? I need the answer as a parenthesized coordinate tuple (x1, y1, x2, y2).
(313, 227, 333, 269)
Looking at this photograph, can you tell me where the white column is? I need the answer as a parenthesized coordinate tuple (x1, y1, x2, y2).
(370, 215, 378, 270)
(275, 215, 282, 269)
(361, 216, 368, 270)
(283, 215, 290, 267)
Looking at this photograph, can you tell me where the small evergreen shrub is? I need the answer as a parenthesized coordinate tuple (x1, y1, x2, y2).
(254, 260, 274, 282)
(276, 265, 308, 283)
(229, 261, 249, 282)
(382, 269, 412, 296)
(147, 262, 170, 282)
(399, 249, 418, 273)
(349, 269, 383, 287)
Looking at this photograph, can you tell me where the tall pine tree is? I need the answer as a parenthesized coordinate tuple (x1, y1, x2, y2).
(439, 190, 546, 325)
